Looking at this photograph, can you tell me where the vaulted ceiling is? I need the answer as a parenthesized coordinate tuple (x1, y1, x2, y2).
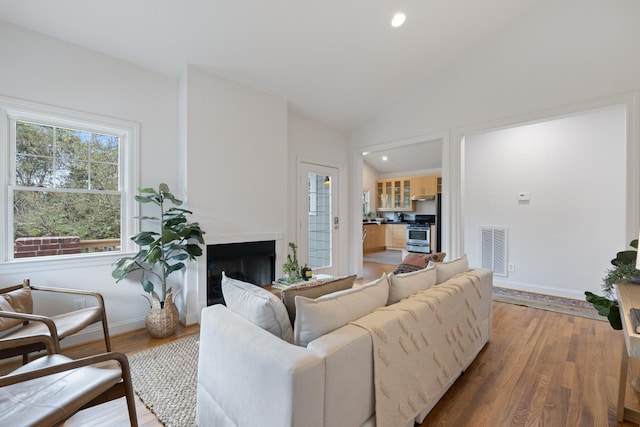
(0, 0, 545, 131)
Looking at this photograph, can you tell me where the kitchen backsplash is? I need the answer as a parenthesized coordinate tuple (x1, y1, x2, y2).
(378, 199, 437, 221)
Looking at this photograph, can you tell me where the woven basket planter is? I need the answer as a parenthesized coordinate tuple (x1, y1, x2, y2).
(145, 288, 179, 338)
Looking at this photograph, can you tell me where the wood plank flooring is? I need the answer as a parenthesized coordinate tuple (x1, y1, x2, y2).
(5, 254, 638, 426)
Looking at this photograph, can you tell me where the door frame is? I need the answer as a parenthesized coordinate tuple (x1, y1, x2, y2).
(350, 131, 449, 278)
(296, 156, 348, 276)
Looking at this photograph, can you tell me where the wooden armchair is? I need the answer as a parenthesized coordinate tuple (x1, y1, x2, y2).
(0, 334, 137, 426)
(0, 279, 111, 363)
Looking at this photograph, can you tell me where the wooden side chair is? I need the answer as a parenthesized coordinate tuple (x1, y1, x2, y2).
(0, 279, 111, 363)
(0, 334, 138, 426)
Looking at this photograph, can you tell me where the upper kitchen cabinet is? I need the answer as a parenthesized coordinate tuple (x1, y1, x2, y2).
(376, 177, 414, 211)
(410, 174, 441, 200)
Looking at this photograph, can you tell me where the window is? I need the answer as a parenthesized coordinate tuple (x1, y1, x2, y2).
(0, 97, 139, 262)
(362, 190, 370, 217)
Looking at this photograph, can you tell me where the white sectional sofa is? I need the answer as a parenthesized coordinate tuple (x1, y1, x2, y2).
(196, 256, 493, 427)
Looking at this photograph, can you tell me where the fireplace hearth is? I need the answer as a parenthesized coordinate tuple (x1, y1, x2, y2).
(207, 240, 276, 305)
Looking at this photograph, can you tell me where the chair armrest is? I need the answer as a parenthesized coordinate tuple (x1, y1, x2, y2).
(0, 311, 61, 352)
(0, 334, 57, 354)
(30, 285, 106, 309)
(0, 352, 131, 387)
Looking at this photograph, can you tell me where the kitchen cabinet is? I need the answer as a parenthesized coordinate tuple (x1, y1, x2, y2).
(363, 224, 386, 252)
(375, 178, 413, 211)
(385, 224, 407, 249)
(410, 174, 440, 199)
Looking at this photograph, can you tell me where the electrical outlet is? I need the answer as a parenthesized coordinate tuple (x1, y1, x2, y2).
(73, 298, 86, 310)
(508, 263, 515, 272)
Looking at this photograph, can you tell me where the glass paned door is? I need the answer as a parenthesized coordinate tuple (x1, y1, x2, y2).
(299, 162, 338, 275)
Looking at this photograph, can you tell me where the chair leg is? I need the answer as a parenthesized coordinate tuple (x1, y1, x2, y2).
(118, 356, 138, 427)
(101, 312, 112, 352)
(21, 352, 29, 365)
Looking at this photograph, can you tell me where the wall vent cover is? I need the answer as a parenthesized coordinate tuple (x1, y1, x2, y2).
(481, 226, 508, 277)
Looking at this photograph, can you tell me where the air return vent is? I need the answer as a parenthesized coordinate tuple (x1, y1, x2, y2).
(481, 226, 508, 277)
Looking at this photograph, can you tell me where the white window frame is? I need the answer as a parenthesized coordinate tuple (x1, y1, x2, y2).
(0, 96, 139, 269)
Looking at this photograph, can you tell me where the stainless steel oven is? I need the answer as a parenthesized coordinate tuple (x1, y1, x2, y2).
(406, 223, 430, 253)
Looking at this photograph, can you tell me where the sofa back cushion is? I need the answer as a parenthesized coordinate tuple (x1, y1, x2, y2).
(0, 283, 33, 331)
(432, 254, 469, 284)
(221, 272, 294, 343)
(387, 264, 437, 304)
(294, 273, 388, 347)
(281, 275, 356, 324)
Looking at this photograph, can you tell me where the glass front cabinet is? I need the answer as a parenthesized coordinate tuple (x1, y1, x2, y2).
(376, 178, 413, 211)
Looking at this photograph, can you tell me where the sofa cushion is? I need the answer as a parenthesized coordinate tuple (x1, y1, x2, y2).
(221, 272, 294, 343)
(393, 252, 446, 275)
(431, 254, 469, 284)
(0, 284, 33, 331)
(387, 264, 437, 305)
(294, 273, 388, 347)
(281, 275, 357, 324)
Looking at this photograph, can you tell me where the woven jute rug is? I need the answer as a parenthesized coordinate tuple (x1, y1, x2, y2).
(128, 334, 199, 426)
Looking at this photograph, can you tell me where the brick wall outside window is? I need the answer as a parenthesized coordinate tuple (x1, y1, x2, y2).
(14, 237, 81, 258)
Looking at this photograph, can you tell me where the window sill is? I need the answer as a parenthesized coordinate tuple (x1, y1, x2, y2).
(1, 251, 136, 274)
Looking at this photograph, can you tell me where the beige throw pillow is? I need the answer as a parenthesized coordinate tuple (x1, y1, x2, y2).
(221, 272, 294, 343)
(387, 264, 437, 305)
(432, 254, 469, 284)
(293, 273, 388, 347)
(0, 283, 33, 332)
(281, 275, 356, 324)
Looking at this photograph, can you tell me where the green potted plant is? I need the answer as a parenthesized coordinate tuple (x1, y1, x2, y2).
(282, 242, 301, 283)
(585, 239, 639, 330)
(112, 183, 205, 337)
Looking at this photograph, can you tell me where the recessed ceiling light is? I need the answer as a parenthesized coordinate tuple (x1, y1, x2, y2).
(382, 156, 388, 161)
(391, 12, 406, 28)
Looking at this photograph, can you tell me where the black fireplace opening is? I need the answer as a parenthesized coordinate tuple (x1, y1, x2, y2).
(207, 240, 276, 305)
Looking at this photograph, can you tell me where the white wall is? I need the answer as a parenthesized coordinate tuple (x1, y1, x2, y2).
(0, 22, 179, 343)
(349, 0, 640, 290)
(464, 106, 626, 298)
(180, 66, 289, 324)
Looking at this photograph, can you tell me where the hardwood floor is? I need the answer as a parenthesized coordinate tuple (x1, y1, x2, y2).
(6, 256, 639, 426)
(364, 257, 638, 426)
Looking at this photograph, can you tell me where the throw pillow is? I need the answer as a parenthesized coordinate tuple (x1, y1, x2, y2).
(387, 264, 437, 305)
(294, 273, 389, 347)
(432, 254, 469, 284)
(221, 272, 294, 343)
(393, 252, 446, 275)
(0, 283, 33, 332)
(281, 275, 357, 324)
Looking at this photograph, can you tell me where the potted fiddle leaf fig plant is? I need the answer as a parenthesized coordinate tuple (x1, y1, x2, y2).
(112, 183, 205, 337)
(585, 239, 639, 330)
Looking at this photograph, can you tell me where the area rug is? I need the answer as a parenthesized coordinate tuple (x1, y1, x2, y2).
(128, 334, 199, 427)
(363, 250, 403, 265)
(493, 286, 603, 321)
